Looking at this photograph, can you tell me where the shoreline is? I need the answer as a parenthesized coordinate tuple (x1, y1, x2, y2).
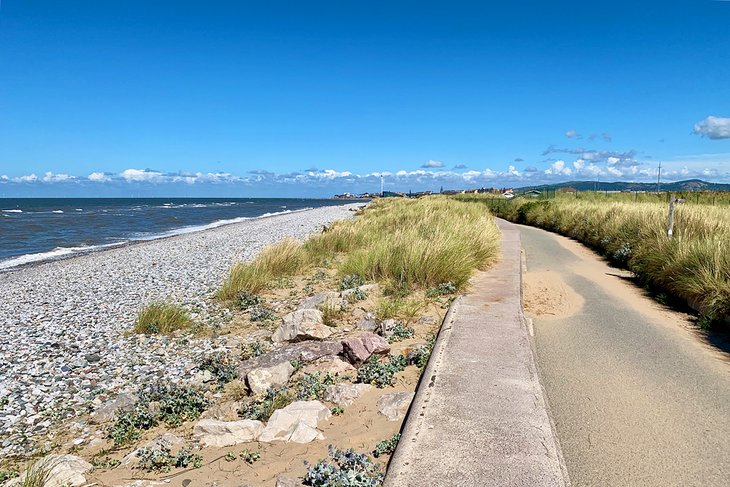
(0, 203, 363, 459)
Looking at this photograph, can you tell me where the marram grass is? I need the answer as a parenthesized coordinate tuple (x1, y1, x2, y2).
(483, 195, 730, 324)
(217, 197, 500, 301)
(134, 302, 193, 334)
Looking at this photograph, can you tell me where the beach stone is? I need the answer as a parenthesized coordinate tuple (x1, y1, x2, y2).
(323, 383, 373, 406)
(378, 319, 400, 339)
(247, 362, 295, 395)
(377, 392, 414, 421)
(275, 476, 301, 487)
(272, 309, 331, 344)
(300, 356, 355, 377)
(237, 341, 343, 378)
(6, 454, 92, 487)
(200, 401, 242, 421)
(356, 313, 378, 332)
(91, 392, 138, 423)
(298, 291, 341, 310)
(259, 401, 331, 443)
(341, 333, 390, 365)
(193, 419, 264, 447)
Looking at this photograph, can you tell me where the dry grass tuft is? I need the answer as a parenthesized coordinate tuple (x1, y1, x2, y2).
(134, 302, 192, 334)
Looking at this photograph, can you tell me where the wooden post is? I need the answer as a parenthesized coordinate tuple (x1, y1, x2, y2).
(667, 193, 676, 239)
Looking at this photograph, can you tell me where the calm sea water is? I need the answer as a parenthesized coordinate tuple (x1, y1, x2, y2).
(0, 198, 353, 270)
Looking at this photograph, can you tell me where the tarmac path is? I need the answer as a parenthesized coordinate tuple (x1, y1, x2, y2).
(519, 224, 730, 486)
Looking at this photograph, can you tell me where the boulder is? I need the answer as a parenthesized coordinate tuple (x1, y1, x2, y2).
(356, 313, 378, 332)
(247, 361, 295, 395)
(193, 419, 264, 447)
(236, 341, 343, 378)
(300, 356, 355, 377)
(272, 309, 331, 344)
(6, 455, 92, 487)
(298, 291, 341, 310)
(259, 401, 331, 443)
(377, 392, 415, 421)
(323, 383, 373, 407)
(341, 333, 391, 365)
(91, 393, 138, 424)
(200, 401, 242, 421)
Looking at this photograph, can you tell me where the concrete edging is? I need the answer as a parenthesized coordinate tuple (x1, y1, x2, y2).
(384, 218, 570, 486)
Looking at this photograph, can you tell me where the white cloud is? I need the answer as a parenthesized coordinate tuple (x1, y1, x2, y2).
(545, 160, 573, 176)
(421, 160, 445, 168)
(120, 168, 164, 182)
(693, 116, 730, 139)
(88, 172, 111, 182)
(42, 171, 74, 182)
(565, 130, 580, 139)
(14, 173, 38, 183)
(0, 175, 8, 182)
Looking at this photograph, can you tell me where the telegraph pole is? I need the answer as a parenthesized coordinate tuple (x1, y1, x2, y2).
(380, 174, 384, 197)
(657, 162, 662, 193)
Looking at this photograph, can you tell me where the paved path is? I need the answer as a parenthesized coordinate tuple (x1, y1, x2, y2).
(385, 220, 568, 487)
(520, 224, 730, 486)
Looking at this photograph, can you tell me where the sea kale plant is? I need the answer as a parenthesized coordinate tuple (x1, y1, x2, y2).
(239, 387, 294, 422)
(304, 446, 384, 487)
(240, 340, 271, 360)
(340, 274, 365, 290)
(237, 291, 262, 310)
(249, 306, 278, 323)
(296, 372, 337, 401)
(137, 445, 202, 472)
(356, 355, 408, 388)
(387, 323, 415, 344)
(373, 433, 401, 458)
(425, 281, 457, 299)
(199, 351, 238, 385)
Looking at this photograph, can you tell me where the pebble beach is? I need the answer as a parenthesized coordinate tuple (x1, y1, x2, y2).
(0, 203, 361, 458)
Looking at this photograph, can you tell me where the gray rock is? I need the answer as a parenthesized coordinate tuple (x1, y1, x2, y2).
(6, 454, 92, 487)
(356, 313, 378, 332)
(193, 419, 264, 447)
(236, 341, 343, 378)
(300, 356, 355, 377)
(272, 309, 331, 344)
(323, 383, 373, 406)
(377, 392, 415, 421)
(200, 401, 242, 421)
(247, 361, 295, 395)
(259, 400, 331, 443)
(91, 392, 138, 423)
(275, 476, 302, 487)
(297, 291, 341, 310)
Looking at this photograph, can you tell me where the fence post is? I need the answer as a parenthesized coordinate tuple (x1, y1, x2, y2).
(667, 193, 676, 239)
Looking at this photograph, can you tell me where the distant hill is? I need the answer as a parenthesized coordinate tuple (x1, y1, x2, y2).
(516, 179, 730, 193)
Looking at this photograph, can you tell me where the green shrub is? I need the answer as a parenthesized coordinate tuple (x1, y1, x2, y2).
(239, 387, 294, 422)
(109, 407, 158, 446)
(241, 341, 271, 360)
(249, 306, 277, 322)
(137, 445, 202, 472)
(356, 355, 408, 388)
(237, 291, 262, 310)
(133, 303, 192, 335)
(425, 281, 457, 298)
(304, 446, 384, 487)
(199, 351, 238, 385)
(373, 433, 401, 458)
(296, 372, 337, 400)
(240, 449, 261, 464)
(340, 274, 365, 290)
(387, 323, 415, 343)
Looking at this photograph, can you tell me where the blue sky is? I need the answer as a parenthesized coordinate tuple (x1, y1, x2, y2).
(1, 0, 729, 197)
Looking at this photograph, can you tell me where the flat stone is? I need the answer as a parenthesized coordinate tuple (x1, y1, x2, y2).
(259, 401, 331, 443)
(237, 341, 343, 378)
(91, 393, 139, 424)
(356, 313, 378, 332)
(247, 361, 295, 395)
(297, 291, 341, 310)
(193, 419, 265, 447)
(300, 356, 355, 377)
(323, 383, 373, 406)
(272, 309, 332, 344)
(275, 476, 301, 487)
(6, 454, 92, 487)
(377, 392, 414, 421)
(341, 333, 390, 365)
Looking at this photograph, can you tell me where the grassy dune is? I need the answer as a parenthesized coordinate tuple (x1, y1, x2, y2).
(474, 195, 730, 325)
(218, 197, 501, 301)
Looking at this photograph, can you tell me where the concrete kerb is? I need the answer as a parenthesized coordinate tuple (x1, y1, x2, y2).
(383, 218, 570, 487)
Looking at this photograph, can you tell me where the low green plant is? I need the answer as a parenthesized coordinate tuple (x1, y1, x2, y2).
(304, 446, 384, 487)
(387, 324, 415, 343)
(345, 288, 368, 303)
(137, 445, 202, 472)
(240, 449, 261, 464)
(0, 470, 19, 483)
(241, 341, 271, 360)
(237, 291, 262, 310)
(290, 359, 304, 372)
(16, 460, 55, 487)
(375, 297, 402, 321)
(331, 405, 344, 416)
(239, 387, 294, 422)
(224, 452, 237, 462)
(408, 335, 436, 369)
(426, 281, 457, 298)
(249, 306, 277, 322)
(321, 302, 344, 327)
(296, 372, 337, 400)
(373, 433, 401, 458)
(340, 274, 365, 290)
(91, 456, 121, 469)
(199, 351, 238, 385)
(109, 407, 158, 446)
(356, 355, 408, 388)
(133, 302, 192, 335)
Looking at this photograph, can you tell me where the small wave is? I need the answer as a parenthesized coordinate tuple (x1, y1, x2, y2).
(75, 208, 83, 211)
(2, 209, 22, 213)
(52, 210, 64, 214)
(0, 242, 128, 271)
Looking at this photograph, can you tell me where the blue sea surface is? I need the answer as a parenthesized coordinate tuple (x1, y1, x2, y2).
(0, 198, 353, 270)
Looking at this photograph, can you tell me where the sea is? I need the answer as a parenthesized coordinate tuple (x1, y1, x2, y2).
(0, 198, 354, 271)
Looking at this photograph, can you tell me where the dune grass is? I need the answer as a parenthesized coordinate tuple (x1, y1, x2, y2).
(479, 195, 730, 325)
(217, 197, 501, 302)
(134, 302, 193, 334)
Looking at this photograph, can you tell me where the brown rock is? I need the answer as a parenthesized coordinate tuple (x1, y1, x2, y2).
(341, 333, 390, 365)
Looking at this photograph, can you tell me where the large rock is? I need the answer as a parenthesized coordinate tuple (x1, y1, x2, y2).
(356, 313, 378, 332)
(272, 309, 332, 344)
(200, 401, 242, 421)
(377, 392, 415, 421)
(193, 419, 264, 447)
(323, 383, 373, 406)
(6, 455, 92, 487)
(236, 341, 343, 378)
(298, 291, 341, 310)
(300, 356, 355, 377)
(91, 393, 138, 423)
(247, 362, 295, 395)
(341, 333, 390, 365)
(259, 401, 332, 443)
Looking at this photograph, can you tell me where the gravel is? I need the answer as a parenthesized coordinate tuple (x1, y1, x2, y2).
(0, 203, 361, 458)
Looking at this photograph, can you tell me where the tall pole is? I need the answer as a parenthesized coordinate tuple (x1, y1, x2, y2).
(380, 174, 384, 197)
(657, 162, 662, 193)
